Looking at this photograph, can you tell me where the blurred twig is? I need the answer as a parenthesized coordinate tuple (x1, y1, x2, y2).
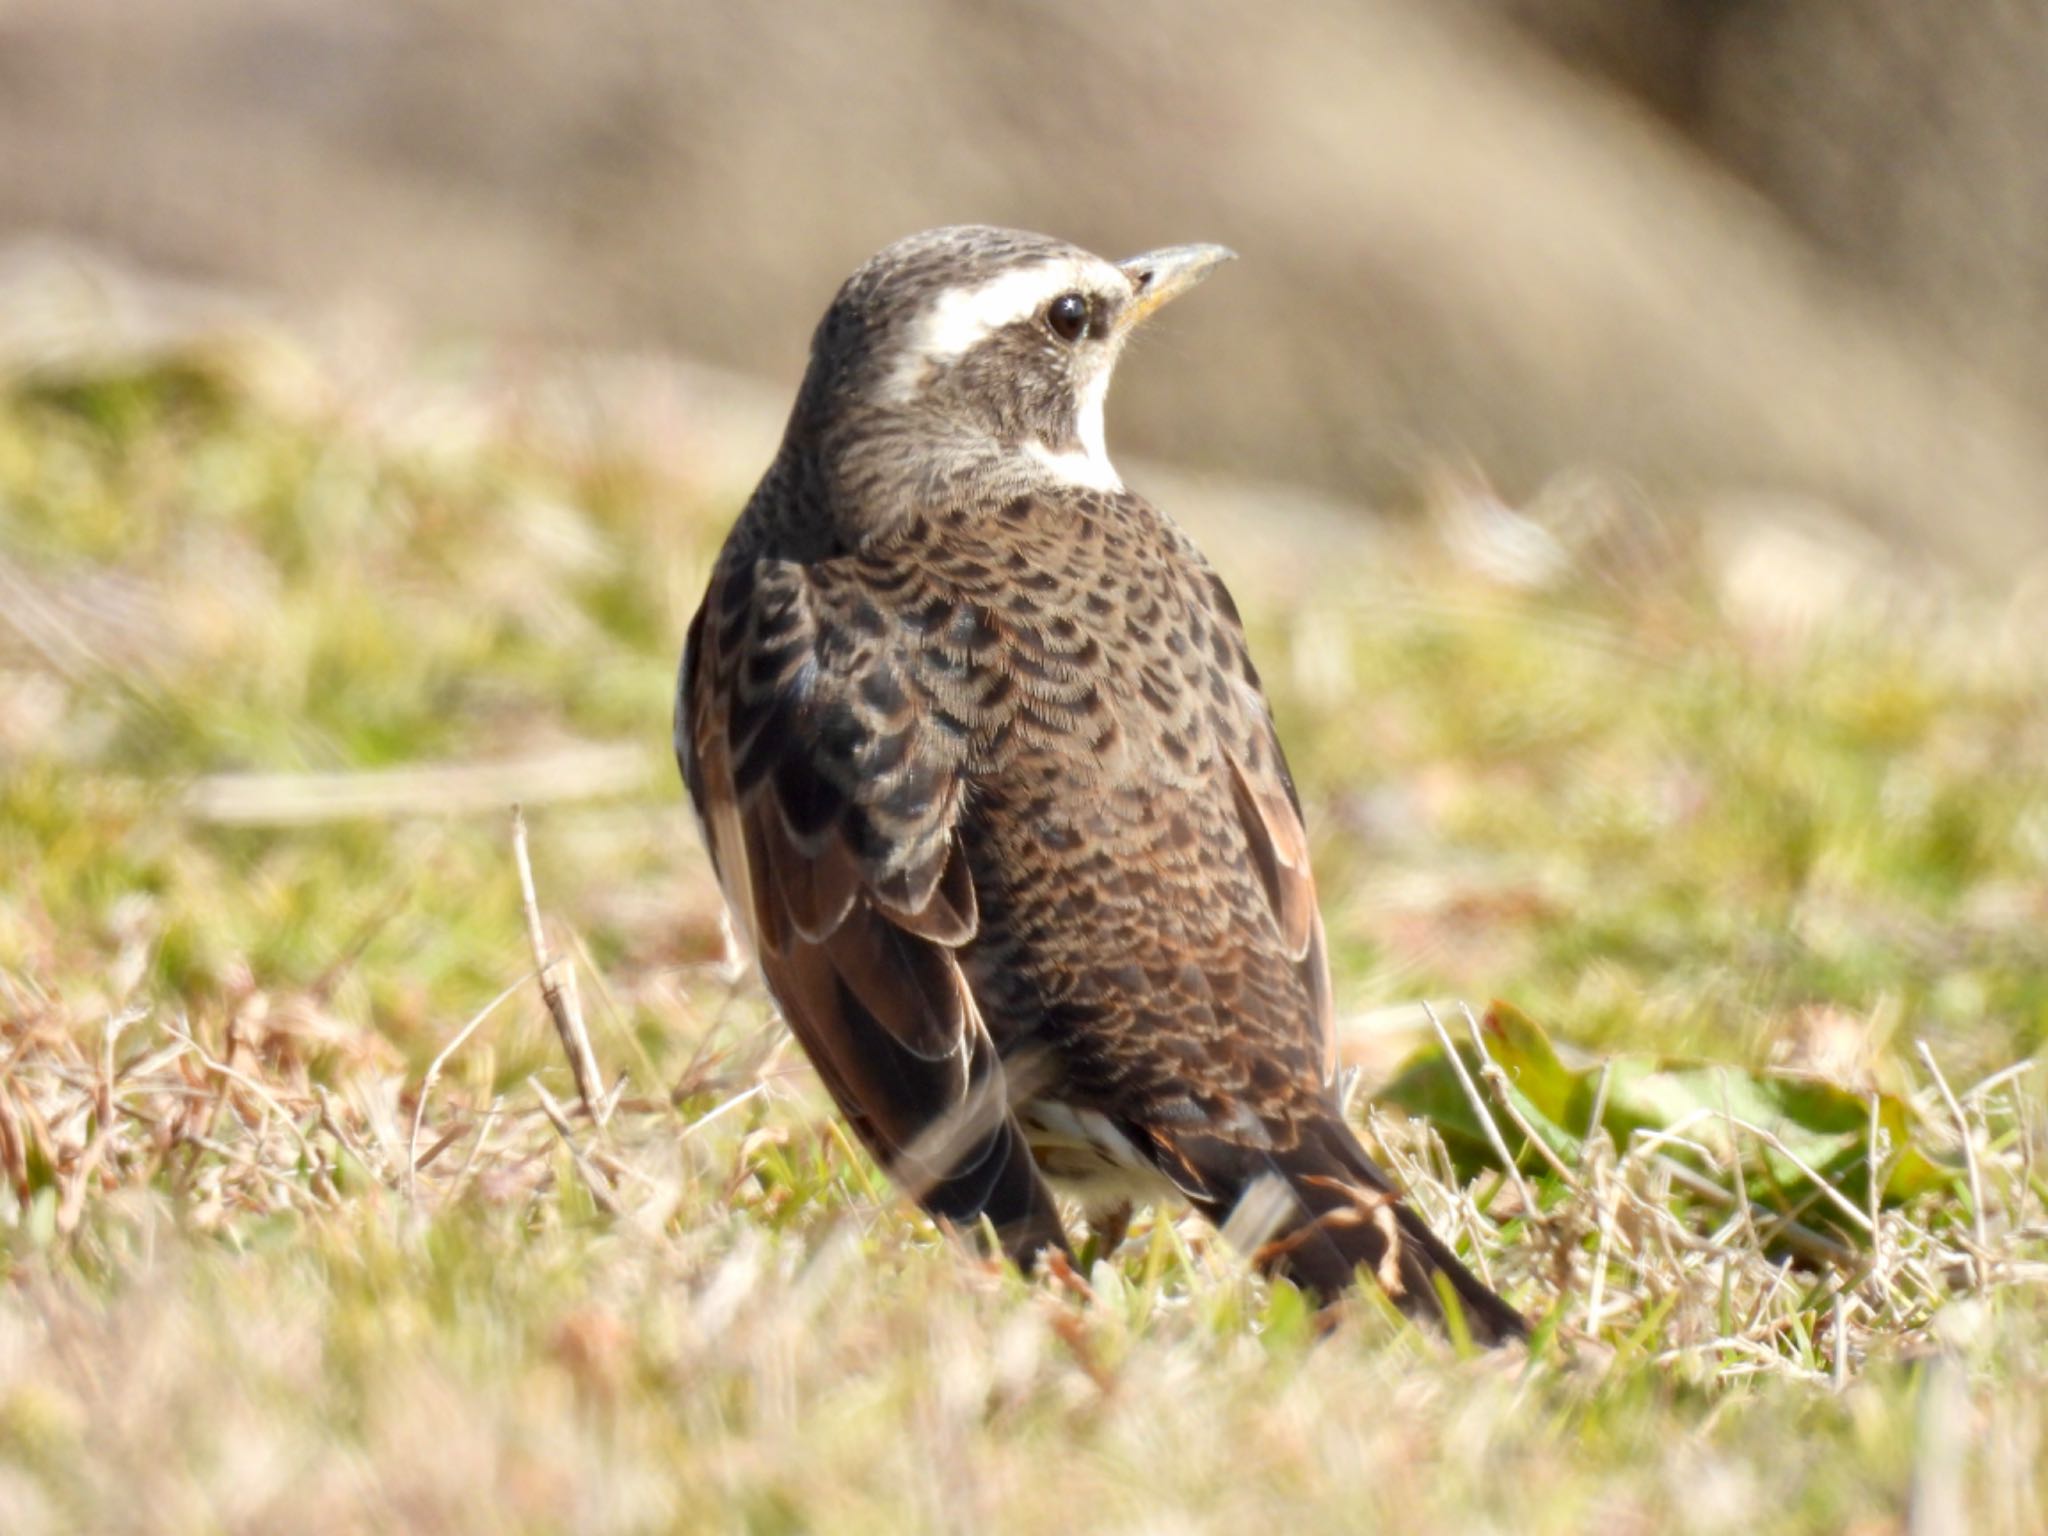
(1918, 1040, 1990, 1290)
(182, 745, 649, 824)
(1422, 1001, 1531, 1214)
(406, 970, 533, 1204)
(514, 805, 606, 1125)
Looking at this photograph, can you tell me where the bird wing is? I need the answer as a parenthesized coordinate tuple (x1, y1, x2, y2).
(1155, 554, 1521, 1339)
(678, 549, 1064, 1249)
(1198, 566, 1339, 1083)
(1224, 722, 1337, 1081)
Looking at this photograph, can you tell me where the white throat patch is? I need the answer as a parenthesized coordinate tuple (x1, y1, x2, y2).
(1026, 364, 1122, 491)
(1025, 442, 1124, 493)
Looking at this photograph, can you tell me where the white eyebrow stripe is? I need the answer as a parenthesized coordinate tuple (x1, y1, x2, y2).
(888, 257, 1122, 400)
(915, 259, 1091, 361)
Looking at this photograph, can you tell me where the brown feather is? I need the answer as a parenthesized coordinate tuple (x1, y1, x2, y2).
(1226, 746, 1316, 960)
(674, 224, 1521, 1337)
(678, 537, 1068, 1263)
(879, 834, 978, 945)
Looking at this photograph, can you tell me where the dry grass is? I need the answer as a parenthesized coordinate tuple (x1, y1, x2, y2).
(3, 263, 2048, 1532)
(5, 907, 2046, 1533)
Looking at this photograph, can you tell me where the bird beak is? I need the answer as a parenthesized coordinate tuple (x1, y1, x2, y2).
(1115, 243, 1237, 333)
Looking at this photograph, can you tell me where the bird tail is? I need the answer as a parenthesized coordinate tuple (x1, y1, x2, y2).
(1264, 1118, 1527, 1345)
(1165, 1115, 1528, 1346)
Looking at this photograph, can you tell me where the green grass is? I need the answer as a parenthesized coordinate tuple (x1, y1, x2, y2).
(2, 326, 2046, 1534)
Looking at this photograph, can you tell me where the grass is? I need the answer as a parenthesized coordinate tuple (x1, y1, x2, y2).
(2, 297, 2046, 1533)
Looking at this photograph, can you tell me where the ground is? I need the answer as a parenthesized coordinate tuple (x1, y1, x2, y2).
(1, 296, 2045, 1533)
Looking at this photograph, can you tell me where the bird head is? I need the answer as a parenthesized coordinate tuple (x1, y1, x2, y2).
(788, 226, 1234, 513)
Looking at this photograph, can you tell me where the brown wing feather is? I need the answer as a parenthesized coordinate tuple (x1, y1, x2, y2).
(1227, 747, 1314, 957)
(1220, 686, 1338, 1080)
(678, 549, 1066, 1256)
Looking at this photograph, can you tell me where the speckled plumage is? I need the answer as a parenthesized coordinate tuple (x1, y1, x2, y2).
(677, 227, 1524, 1343)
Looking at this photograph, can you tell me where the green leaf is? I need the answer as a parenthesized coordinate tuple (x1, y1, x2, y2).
(1380, 1001, 1960, 1250)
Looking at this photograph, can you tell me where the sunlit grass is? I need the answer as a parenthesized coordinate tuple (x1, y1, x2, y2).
(1, 322, 2045, 1533)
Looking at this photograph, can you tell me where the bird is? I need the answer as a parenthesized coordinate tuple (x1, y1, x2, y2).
(675, 225, 1526, 1345)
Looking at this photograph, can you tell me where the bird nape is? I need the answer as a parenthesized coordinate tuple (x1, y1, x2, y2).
(675, 224, 1527, 1347)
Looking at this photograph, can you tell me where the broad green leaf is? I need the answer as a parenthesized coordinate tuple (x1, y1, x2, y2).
(1380, 1002, 1959, 1249)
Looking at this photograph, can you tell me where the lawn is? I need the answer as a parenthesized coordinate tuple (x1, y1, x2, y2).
(1, 297, 2045, 1533)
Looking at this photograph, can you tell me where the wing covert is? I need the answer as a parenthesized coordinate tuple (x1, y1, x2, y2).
(678, 549, 1060, 1249)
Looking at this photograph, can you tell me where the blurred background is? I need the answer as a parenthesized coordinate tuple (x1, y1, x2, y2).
(8, 9, 2048, 1528)
(5, 0, 2047, 578)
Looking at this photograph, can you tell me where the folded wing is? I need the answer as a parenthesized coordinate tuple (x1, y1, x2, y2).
(677, 552, 1066, 1256)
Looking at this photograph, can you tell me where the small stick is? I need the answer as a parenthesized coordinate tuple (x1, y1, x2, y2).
(405, 971, 531, 1204)
(448, 1096, 506, 1204)
(55, 1123, 111, 1235)
(1583, 1159, 1621, 1338)
(410, 1122, 471, 1175)
(1830, 1290, 1850, 1393)
(565, 926, 662, 1090)
(1722, 1115, 1874, 1235)
(162, 1018, 316, 1164)
(1584, 1061, 1614, 1168)
(1741, 1258, 1792, 1336)
(2014, 1075, 2038, 1220)
(1422, 1001, 1533, 1214)
(1962, 1060, 2036, 1103)
(0, 1081, 28, 1202)
(312, 1085, 380, 1184)
(97, 1012, 126, 1133)
(1717, 1080, 1761, 1260)
(1459, 1001, 1579, 1190)
(602, 1072, 632, 1122)
(682, 1081, 769, 1142)
(1917, 1039, 1990, 1290)
(1649, 1156, 1856, 1265)
(514, 805, 606, 1124)
(533, 1077, 622, 1215)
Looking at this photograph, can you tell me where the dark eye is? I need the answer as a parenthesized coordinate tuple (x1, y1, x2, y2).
(1046, 292, 1090, 343)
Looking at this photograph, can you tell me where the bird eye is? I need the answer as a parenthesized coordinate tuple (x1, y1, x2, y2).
(1046, 292, 1090, 343)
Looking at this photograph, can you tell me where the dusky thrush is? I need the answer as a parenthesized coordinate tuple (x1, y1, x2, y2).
(676, 226, 1526, 1344)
